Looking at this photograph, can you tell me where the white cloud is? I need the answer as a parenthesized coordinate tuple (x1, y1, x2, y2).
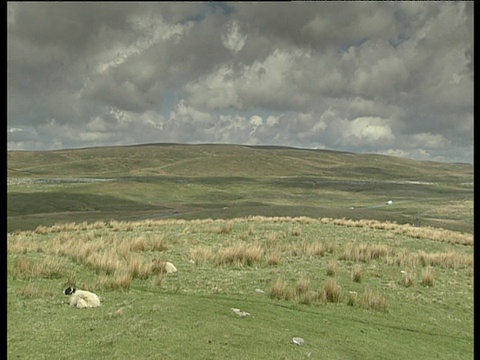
(7, 2, 473, 163)
(336, 117, 394, 147)
(411, 133, 449, 149)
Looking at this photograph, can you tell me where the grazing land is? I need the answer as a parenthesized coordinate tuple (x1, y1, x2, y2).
(7, 217, 473, 359)
(7, 144, 473, 359)
(7, 143, 473, 233)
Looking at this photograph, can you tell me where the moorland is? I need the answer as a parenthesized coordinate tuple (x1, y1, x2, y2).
(7, 144, 473, 359)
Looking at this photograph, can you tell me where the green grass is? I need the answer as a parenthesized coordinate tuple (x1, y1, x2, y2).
(7, 144, 473, 233)
(7, 217, 473, 359)
(7, 144, 473, 358)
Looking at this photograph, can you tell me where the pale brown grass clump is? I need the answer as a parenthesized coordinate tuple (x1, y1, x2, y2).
(320, 217, 473, 246)
(326, 260, 338, 276)
(96, 270, 132, 291)
(34, 225, 49, 235)
(347, 291, 358, 306)
(290, 226, 302, 237)
(10, 256, 67, 280)
(126, 255, 151, 279)
(10, 257, 34, 279)
(292, 241, 325, 257)
(295, 277, 311, 297)
(351, 265, 363, 283)
(150, 258, 167, 274)
(187, 247, 214, 265)
(294, 278, 315, 305)
(152, 273, 165, 287)
(421, 267, 435, 287)
(400, 270, 414, 287)
(213, 222, 234, 234)
(265, 231, 279, 248)
(84, 250, 121, 275)
(321, 279, 342, 303)
(266, 252, 281, 266)
(339, 243, 391, 262)
(359, 289, 389, 312)
(270, 278, 293, 301)
(16, 282, 44, 299)
(414, 251, 472, 269)
(214, 243, 263, 267)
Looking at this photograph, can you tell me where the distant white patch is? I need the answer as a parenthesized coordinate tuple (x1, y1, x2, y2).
(231, 308, 250, 317)
(7, 127, 23, 133)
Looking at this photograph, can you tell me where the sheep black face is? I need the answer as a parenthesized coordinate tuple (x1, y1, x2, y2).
(63, 287, 76, 295)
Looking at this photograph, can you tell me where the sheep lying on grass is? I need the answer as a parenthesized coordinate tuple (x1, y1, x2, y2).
(63, 287, 101, 308)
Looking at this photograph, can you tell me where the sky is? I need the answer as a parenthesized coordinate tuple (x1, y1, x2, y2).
(7, 2, 474, 164)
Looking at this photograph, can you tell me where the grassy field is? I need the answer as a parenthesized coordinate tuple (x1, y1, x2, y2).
(7, 144, 473, 359)
(7, 143, 474, 233)
(7, 217, 473, 359)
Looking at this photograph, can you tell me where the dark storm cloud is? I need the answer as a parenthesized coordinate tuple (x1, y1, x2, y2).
(7, 2, 473, 163)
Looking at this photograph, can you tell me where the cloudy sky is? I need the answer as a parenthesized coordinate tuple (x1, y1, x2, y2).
(7, 2, 473, 164)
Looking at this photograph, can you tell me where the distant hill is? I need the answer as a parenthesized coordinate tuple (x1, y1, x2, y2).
(7, 143, 473, 233)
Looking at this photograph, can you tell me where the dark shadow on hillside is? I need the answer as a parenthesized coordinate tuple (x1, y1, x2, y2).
(7, 192, 164, 216)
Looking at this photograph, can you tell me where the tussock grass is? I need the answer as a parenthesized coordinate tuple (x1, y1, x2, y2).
(358, 289, 389, 312)
(321, 279, 343, 303)
(321, 218, 473, 246)
(96, 271, 132, 291)
(10, 256, 67, 280)
(339, 243, 392, 262)
(266, 252, 281, 266)
(7, 215, 474, 360)
(290, 226, 302, 236)
(400, 270, 414, 287)
(294, 278, 315, 305)
(187, 246, 214, 265)
(347, 291, 358, 306)
(214, 243, 263, 267)
(326, 260, 338, 276)
(16, 282, 44, 299)
(270, 278, 293, 301)
(211, 222, 234, 234)
(351, 265, 363, 283)
(421, 267, 435, 287)
(292, 241, 326, 257)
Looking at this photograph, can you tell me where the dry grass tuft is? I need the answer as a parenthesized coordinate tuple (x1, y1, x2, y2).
(359, 289, 389, 312)
(290, 226, 302, 237)
(266, 252, 281, 266)
(10, 256, 67, 280)
(400, 270, 414, 287)
(326, 260, 338, 276)
(351, 265, 363, 283)
(270, 278, 293, 300)
(213, 222, 234, 234)
(321, 279, 342, 303)
(187, 247, 214, 265)
(295, 277, 311, 296)
(98, 270, 132, 291)
(347, 291, 358, 306)
(421, 267, 435, 287)
(214, 243, 263, 267)
(16, 282, 44, 298)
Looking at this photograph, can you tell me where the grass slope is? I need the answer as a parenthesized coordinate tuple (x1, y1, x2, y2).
(7, 217, 473, 359)
(7, 144, 473, 233)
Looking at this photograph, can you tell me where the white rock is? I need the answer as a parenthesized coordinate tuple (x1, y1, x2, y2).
(231, 308, 250, 317)
(292, 337, 305, 345)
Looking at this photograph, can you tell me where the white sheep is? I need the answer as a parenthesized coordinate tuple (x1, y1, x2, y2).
(63, 287, 101, 308)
